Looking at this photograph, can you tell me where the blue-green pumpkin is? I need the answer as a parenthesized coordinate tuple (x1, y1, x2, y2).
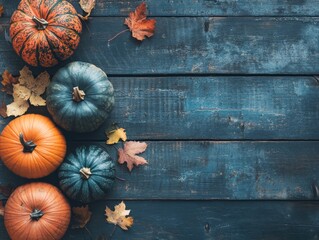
(46, 61, 114, 132)
(58, 145, 115, 203)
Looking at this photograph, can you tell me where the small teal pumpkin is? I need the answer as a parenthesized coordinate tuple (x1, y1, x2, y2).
(46, 61, 114, 132)
(58, 145, 115, 203)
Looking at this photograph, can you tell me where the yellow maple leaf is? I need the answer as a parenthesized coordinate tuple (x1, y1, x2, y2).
(105, 201, 133, 230)
(6, 66, 50, 117)
(106, 128, 127, 144)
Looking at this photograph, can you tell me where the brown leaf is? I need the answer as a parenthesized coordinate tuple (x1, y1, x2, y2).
(0, 185, 15, 197)
(106, 128, 127, 145)
(0, 101, 7, 118)
(124, 2, 156, 41)
(0, 201, 4, 216)
(118, 141, 148, 171)
(1, 70, 19, 95)
(79, 0, 96, 20)
(72, 205, 92, 229)
(105, 201, 133, 230)
(0, 5, 4, 18)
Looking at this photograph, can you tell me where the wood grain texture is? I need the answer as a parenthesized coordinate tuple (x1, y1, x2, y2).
(2, 200, 319, 240)
(1, 0, 319, 17)
(1, 141, 319, 200)
(3, 76, 318, 141)
(1, 17, 319, 74)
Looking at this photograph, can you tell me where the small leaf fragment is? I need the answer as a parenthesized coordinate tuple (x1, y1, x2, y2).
(79, 0, 96, 20)
(1, 70, 18, 95)
(124, 2, 156, 41)
(0, 5, 4, 18)
(118, 141, 148, 171)
(0, 202, 4, 216)
(105, 201, 133, 230)
(6, 99, 29, 117)
(0, 101, 7, 118)
(72, 205, 92, 229)
(106, 128, 127, 144)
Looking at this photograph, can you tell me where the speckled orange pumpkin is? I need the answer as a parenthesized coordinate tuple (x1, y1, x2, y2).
(10, 0, 82, 67)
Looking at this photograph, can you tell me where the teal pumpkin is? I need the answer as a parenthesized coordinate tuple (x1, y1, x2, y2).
(58, 145, 115, 203)
(46, 61, 114, 132)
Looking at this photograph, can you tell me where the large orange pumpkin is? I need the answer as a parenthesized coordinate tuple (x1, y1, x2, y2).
(4, 182, 71, 240)
(0, 114, 66, 178)
(10, 0, 82, 67)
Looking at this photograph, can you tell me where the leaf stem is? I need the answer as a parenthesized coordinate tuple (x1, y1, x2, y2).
(115, 176, 126, 181)
(108, 29, 130, 44)
(109, 225, 117, 239)
(84, 226, 94, 240)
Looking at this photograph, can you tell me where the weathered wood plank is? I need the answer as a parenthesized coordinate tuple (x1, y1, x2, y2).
(2, 200, 319, 239)
(1, 17, 319, 74)
(1, 141, 319, 200)
(1, 0, 319, 17)
(3, 76, 319, 140)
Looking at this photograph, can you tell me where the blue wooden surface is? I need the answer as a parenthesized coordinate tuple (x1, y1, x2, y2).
(0, 0, 319, 239)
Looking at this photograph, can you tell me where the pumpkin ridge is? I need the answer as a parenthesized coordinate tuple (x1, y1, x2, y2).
(22, 0, 40, 19)
(44, 0, 62, 20)
(43, 31, 63, 61)
(45, 27, 76, 51)
(18, 31, 35, 58)
(12, 9, 33, 22)
(10, 26, 35, 46)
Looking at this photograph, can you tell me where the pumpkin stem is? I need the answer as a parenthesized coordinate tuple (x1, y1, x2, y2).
(80, 167, 92, 179)
(30, 209, 44, 221)
(19, 133, 37, 153)
(32, 16, 49, 30)
(72, 86, 86, 102)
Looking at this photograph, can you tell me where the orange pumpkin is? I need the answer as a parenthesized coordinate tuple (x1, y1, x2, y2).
(4, 182, 71, 240)
(10, 0, 82, 67)
(0, 114, 66, 178)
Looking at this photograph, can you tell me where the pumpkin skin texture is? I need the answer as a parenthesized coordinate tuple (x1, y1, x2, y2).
(4, 182, 71, 240)
(59, 145, 115, 203)
(10, 0, 82, 67)
(0, 114, 66, 179)
(46, 61, 115, 133)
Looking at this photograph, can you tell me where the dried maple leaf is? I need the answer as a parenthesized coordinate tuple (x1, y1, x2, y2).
(0, 5, 4, 18)
(124, 2, 156, 41)
(0, 202, 4, 216)
(106, 128, 127, 145)
(1, 70, 19, 95)
(118, 141, 148, 171)
(6, 66, 50, 117)
(78, 0, 96, 20)
(0, 185, 15, 197)
(105, 201, 133, 230)
(72, 205, 92, 229)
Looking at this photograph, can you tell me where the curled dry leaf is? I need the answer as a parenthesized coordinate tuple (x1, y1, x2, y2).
(105, 201, 133, 230)
(124, 2, 156, 41)
(106, 128, 127, 145)
(6, 66, 50, 117)
(0, 5, 4, 18)
(1, 70, 19, 95)
(118, 141, 148, 171)
(78, 0, 96, 20)
(72, 205, 92, 229)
